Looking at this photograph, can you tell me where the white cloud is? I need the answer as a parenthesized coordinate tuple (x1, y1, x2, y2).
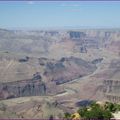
(60, 3, 81, 7)
(27, 1, 35, 5)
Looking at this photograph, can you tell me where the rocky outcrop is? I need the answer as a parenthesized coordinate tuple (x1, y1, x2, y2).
(0, 29, 119, 57)
(69, 31, 86, 39)
(92, 58, 103, 64)
(44, 57, 97, 85)
(0, 28, 120, 103)
(101, 79, 120, 103)
(0, 73, 46, 99)
(18, 56, 29, 62)
(106, 94, 120, 103)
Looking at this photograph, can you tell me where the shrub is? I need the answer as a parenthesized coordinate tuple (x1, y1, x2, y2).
(77, 101, 113, 119)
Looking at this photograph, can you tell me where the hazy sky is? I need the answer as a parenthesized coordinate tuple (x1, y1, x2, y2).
(0, 1, 120, 29)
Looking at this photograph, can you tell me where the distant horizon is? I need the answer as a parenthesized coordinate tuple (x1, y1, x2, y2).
(1, 26, 120, 31)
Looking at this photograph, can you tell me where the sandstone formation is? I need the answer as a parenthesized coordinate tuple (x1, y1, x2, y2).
(0, 28, 120, 116)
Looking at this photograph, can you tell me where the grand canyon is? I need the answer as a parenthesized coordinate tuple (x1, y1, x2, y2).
(0, 28, 120, 118)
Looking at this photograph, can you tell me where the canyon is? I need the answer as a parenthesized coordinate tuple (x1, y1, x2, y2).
(0, 28, 120, 118)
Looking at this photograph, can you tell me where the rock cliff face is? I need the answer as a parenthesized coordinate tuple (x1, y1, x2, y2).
(101, 80, 120, 103)
(0, 75, 46, 99)
(44, 57, 96, 85)
(0, 28, 120, 102)
(69, 31, 86, 39)
(98, 60, 120, 102)
(0, 29, 119, 57)
(0, 55, 97, 99)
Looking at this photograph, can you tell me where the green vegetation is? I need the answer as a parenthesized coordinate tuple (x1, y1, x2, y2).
(64, 112, 71, 119)
(64, 101, 120, 119)
(77, 102, 113, 119)
(104, 102, 120, 113)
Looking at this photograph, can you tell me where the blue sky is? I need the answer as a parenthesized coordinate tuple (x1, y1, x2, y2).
(0, 1, 120, 29)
